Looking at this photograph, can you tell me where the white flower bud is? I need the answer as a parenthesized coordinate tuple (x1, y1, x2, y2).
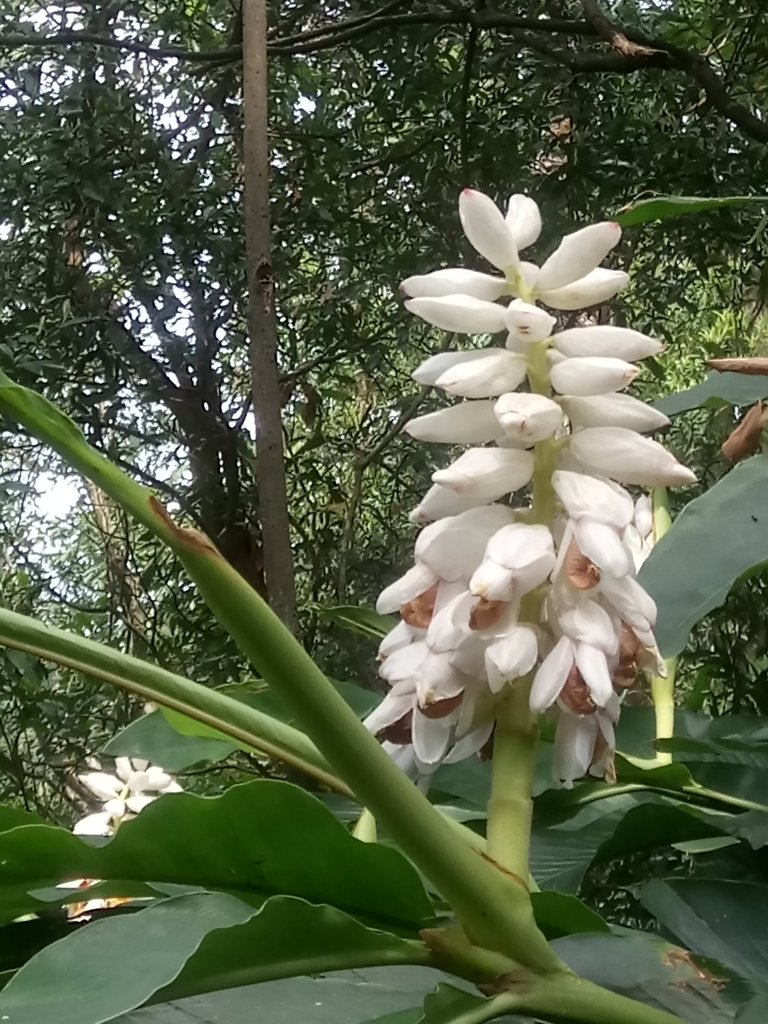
(530, 636, 575, 711)
(405, 294, 507, 334)
(538, 269, 629, 310)
(433, 447, 534, 501)
(561, 393, 670, 432)
(415, 505, 516, 579)
(552, 326, 663, 361)
(484, 626, 539, 692)
(472, 523, 555, 600)
(550, 357, 638, 397)
(412, 709, 453, 765)
(494, 392, 563, 443)
(574, 643, 613, 706)
(506, 194, 542, 249)
(599, 572, 657, 628)
(537, 222, 622, 293)
(379, 619, 415, 660)
(469, 558, 518, 602)
(79, 772, 122, 802)
(569, 427, 697, 487)
(504, 299, 556, 345)
(379, 642, 428, 684)
(409, 483, 491, 524)
(554, 710, 597, 787)
(435, 350, 526, 398)
(401, 268, 507, 301)
(552, 470, 634, 529)
(405, 401, 501, 444)
(377, 562, 438, 614)
(125, 795, 155, 814)
(557, 598, 618, 656)
(572, 518, 631, 578)
(412, 349, 500, 386)
(634, 494, 653, 538)
(459, 189, 519, 271)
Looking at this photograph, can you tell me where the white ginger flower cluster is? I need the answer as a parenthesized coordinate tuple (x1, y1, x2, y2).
(74, 756, 182, 836)
(364, 189, 693, 787)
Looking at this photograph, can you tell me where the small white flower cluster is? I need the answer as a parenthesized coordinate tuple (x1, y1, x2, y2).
(74, 756, 182, 836)
(365, 189, 694, 787)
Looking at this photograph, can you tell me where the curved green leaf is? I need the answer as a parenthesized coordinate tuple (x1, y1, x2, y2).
(104, 711, 236, 772)
(613, 194, 768, 228)
(639, 455, 768, 657)
(656, 373, 768, 417)
(315, 604, 396, 639)
(0, 781, 435, 928)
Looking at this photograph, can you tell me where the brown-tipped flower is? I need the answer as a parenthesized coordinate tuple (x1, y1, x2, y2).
(400, 583, 439, 628)
(708, 357, 768, 376)
(419, 692, 464, 719)
(564, 537, 601, 590)
(612, 621, 641, 691)
(469, 597, 508, 630)
(377, 709, 413, 745)
(559, 664, 598, 715)
(721, 401, 768, 464)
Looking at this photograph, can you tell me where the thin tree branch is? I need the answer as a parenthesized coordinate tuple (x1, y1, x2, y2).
(242, 0, 297, 630)
(580, 0, 660, 58)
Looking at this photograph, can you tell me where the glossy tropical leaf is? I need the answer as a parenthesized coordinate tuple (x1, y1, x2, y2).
(553, 931, 737, 1023)
(655, 372, 768, 416)
(639, 455, 768, 657)
(737, 994, 768, 1023)
(529, 892, 609, 938)
(0, 781, 435, 929)
(613, 194, 768, 228)
(104, 711, 236, 772)
(637, 879, 768, 986)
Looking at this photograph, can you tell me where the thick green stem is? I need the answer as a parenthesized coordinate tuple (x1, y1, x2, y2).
(0, 374, 559, 971)
(487, 680, 537, 881)
(650, 488, 675, 763)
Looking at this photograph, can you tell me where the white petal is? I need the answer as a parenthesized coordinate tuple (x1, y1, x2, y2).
(364, 691, 414, 734)
(426, 591, 475, 651)
(573, 519, 631, 578)
(412, 710, 453, 765)
(433, 447, 534, 501)
(469, 558, 516, 602)
(405, 401, 500, 444)
(554, 711, 597, 787)
(459, 189, 519, 271)
(511, 261, 541, 297)
(379, 642, 428, 684)
(569, 427, 697, 487)
(79, 772, 122, 802)
(484, 627, 539, 692)
(145, 767, 172, 790)
(561, 393, 670, 433)
(539, 269, 629, 311)
(557, 598, 618, 656)
(416, 505, 517, 579)
(409, 484, 492, 524)
(537, 222, 622, 293)
(634, 494, 653, 538)
(494, 392, 563, 443)
(574, 643, 613, 706)
(104, 798, 127, 819)
(552, 470, 634, 529)
(125, 794, 155, 814)
(377, 563, 438, 614)
(551, 357, 638, 397)
(599, 573, 657, 628)
(114, 757, 133, 783)
(444, 721, 494, 763)
(127, 770, 150, 794)
(504, 299, 556, 345)
(401, 268, 507, 301)
(417, 651, 465, 706)
(379, 619, 415, 659)
(406, 295, 507, 334)
(530, 636, 575, 711)
(552, 326, 663, 361)
(623, 523, 646, 573)
(485, 523, 555, 572)
(73, 812, 113, 837)
(131, 758, 149, 772)
(412, 349, 497, 386)
(435, 350, 526, 398)
(506, 194, 542, 249)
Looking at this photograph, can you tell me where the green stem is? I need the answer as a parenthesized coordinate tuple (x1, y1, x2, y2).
(0, 605, 349, 795)
(650, 488, 675, 764)
(0, 374, 559, 971)
(511, 970, 688, 1024)
(487, 681, 537, 881)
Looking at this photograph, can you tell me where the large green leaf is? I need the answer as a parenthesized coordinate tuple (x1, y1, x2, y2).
(613, 194, 768, 228)
(0, 893, 429, 1024)
(637, 879, 768, 987)
(656, 373, 768, 417)
(639, 455, 768, 657)
(116, 968, 465, 1024)
(0, 781, 435, 929)
(553, 931, 740, 1023)
(104, 711, 236, 772)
